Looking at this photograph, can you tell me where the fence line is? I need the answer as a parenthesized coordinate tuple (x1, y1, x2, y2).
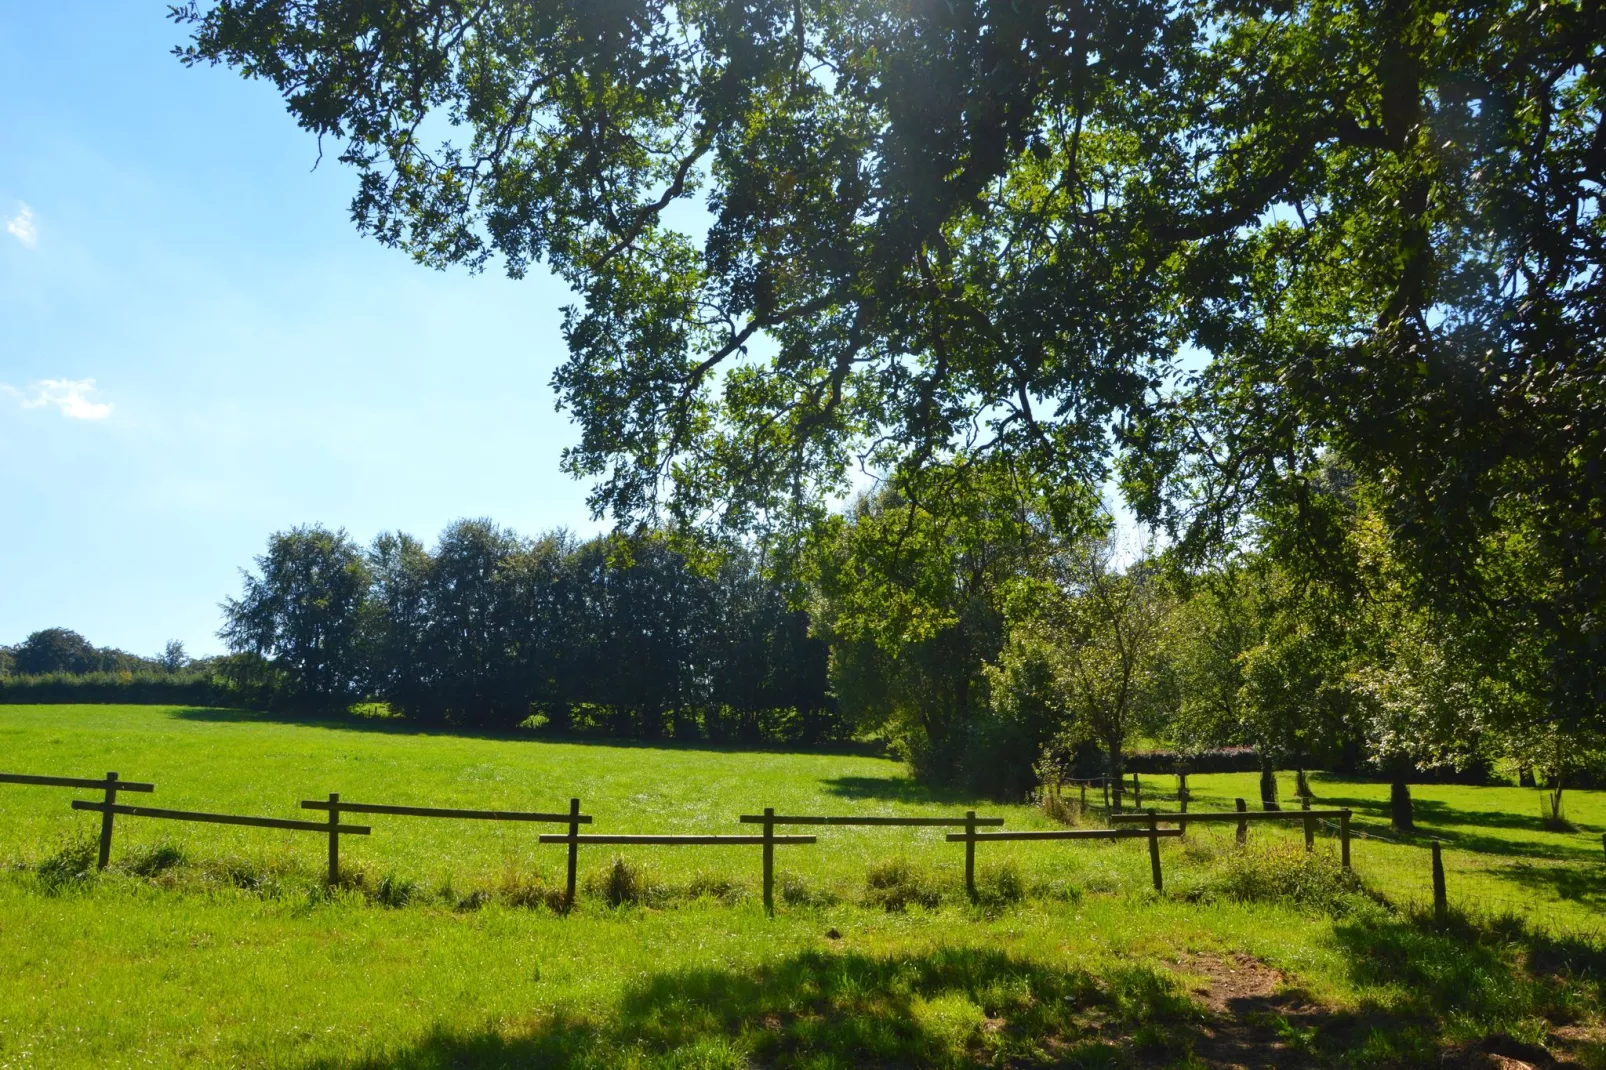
(3, 770, 157, 868)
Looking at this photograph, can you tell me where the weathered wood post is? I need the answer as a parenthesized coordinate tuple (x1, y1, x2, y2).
(1079, 782, 1087, 813)
(325, 792, 341, 885)
(565, 797, 581, 911)
(1301, 795, 1314, 852)
(1431, 840, 1447, 924)
(1177, 772, 1189, 815)
(762, 806, 776, 917)
(1147, 811, 1163, 893)
(96, 772, 120, 870)
(964, 809, 978, 903)
(1235, 797, 1248, 845)
(1340, 809, 1352, 869)
(1103, 778, 1112, 815)
(1133, 773, 1141, 809)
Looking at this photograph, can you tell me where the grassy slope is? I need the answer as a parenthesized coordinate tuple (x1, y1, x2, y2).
(0, 705, 1602, 1069)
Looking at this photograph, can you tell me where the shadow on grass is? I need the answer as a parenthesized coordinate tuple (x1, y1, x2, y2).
(1489, 858, 1606, 912)
(165, 707, 889, 759)
(819, 775, 981, 806)
(298, 947, 1204, 1069)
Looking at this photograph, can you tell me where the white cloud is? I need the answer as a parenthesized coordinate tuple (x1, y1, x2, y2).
(6, 202, 37, 248)
(2, 378, 114, 420)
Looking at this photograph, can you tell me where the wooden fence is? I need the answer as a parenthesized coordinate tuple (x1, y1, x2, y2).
(1109, 800, 1354, 867)
(4, 767, 1375, 912)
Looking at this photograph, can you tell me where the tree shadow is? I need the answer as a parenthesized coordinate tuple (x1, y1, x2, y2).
(295, 946, 1204, 1069)
(819, 775, 980, 806)
(1489, 859, 1606, 912)
(165, 707, 889, 758)
(1327, 906, 1606, 1032)
(1310, 794, 1603, 863)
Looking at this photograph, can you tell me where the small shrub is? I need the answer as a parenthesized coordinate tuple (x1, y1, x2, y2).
(863, 858, 942, 912)
(36, 835, 97, 891)
(586, 856, 653, 907)
(123, 842, 184, 878)
(1206, 841, 1364, 913)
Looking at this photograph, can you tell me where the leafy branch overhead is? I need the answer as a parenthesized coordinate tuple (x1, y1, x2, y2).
(175, 0, 1605, 714)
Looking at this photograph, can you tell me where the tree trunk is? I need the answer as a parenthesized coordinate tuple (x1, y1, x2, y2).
(1108, 739, 1125, 814)
(1518, 764, 1535, 788)
(1295, 767, 1311, 802)
(1259, 759, 1280, 811)
(1390, 764, 1414, 831)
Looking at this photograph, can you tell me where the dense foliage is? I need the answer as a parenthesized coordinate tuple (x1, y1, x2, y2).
(176, 0, 1604, 728)
(219, 522, 839, 741)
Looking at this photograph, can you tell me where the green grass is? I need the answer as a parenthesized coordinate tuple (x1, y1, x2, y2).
(1, 705, 1604, 1068)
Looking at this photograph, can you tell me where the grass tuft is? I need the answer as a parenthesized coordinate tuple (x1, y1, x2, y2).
(1203, 840, 1366, 913)
(35, 834, 97, 891)
(863, 858, 942, 911)
(587, 856, 655, 907)
(122, 841, 185, 878)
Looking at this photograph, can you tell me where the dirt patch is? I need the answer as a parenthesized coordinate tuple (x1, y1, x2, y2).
(1167, 952, 1335, 1068)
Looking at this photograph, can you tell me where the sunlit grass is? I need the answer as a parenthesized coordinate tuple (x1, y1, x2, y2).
(1, 705, 1603, 1068)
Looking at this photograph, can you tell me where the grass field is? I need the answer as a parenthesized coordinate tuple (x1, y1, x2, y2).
(2, 704, 1604, 1068)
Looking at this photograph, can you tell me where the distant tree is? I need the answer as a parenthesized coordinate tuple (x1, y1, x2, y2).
(157, 640, 190, 673)
(0, 646, 13, 677)
(14, 628, 101, 675)
(220, 526, 371, 707)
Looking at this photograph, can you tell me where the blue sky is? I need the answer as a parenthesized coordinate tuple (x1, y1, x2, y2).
(0, 3, 601, 657)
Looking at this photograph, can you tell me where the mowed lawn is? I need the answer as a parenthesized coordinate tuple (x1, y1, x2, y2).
(1, 704, 1604, 1068)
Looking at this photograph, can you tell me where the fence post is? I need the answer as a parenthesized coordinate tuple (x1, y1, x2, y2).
(964, 810, 979, 902)
(762, 806, 776, 917)
(1103, 778, 1112, 816)
(1340, 809, 1352, 869)
(96, 772, 120, 870)
(325, 792, 341, 885)
(1147, 811, 1163, 893)
(1177, 772, 1189, 815)
(1133, 773, 1142, 809)
(1079, 782, 1087, 813)
(1235, 797, 1247, 845)
(565, 797, 581, 912)
(1301, 795, 1314, 851)
(1431, 840, 1447, 925)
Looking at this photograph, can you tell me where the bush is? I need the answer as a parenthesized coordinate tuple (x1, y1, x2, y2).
(1204, 840, 1365, 914)
(863, 858, 942, 911)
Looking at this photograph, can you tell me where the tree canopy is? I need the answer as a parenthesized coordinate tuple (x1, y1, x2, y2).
(176, 0, 1604, 723)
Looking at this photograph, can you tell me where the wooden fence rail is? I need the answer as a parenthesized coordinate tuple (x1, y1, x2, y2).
(3, 771, 157, 869)
(739, 811, 1005, 903)
(1109, 804, 1353, 867)
(948, 822, 1184, 892)
(70, 799, 370, 878)
(541, 809, 815, 916)
(300, 795, 593, 896)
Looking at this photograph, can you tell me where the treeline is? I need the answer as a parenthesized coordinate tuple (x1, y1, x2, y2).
(216, 521, 838, 742)
(809, 459, 1605, 825)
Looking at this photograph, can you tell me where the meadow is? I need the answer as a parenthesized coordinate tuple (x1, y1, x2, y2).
(2, 704, 1604, 1068)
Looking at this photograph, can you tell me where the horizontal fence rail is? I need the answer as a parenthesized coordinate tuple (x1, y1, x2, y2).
(0, 772, 155, 793)
(300, 801, 593, 823)
(950, 828, 1185, 841)
(949, 821, 1183, 892)
(542, 808, 816, 915)
(737, 815, 1004, 827)
(71, 799, 370, 881)
(1109, 804, 1353, 866)
(5, 770, 158, 869)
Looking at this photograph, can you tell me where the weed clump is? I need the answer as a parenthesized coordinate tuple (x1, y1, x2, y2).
(1205, 841, 1364, 913)
(683, 872, 746, 906)
(372, 871, 418, 908)
(586, 856, 655, 907)
(778, 873, 839, 908)
(36, 835, 98, 891)
(863, 858, 942, 911)
(497, 869, 567, 911)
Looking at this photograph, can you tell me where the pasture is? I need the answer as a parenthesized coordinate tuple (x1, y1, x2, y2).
(2, 704, 1604, 1068)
